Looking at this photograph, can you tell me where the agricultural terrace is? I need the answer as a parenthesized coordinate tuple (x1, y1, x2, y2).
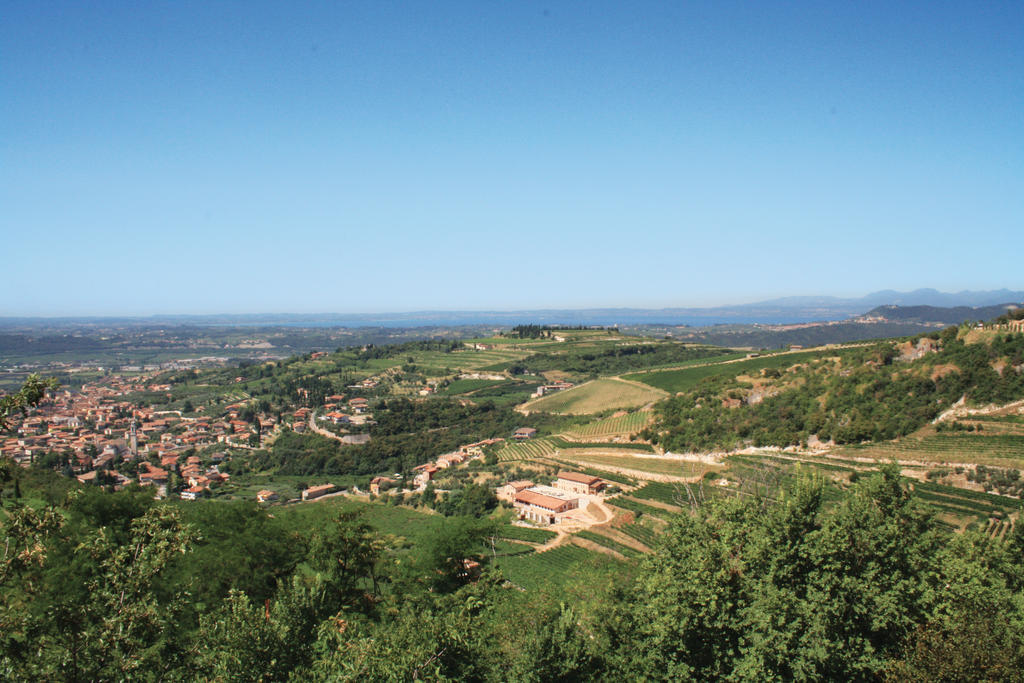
(496, 437, 559, 461)
(834, 432, 1024, 468)
(496, 436, 655, 462)
(406, 347, 530, 374)
(561, 411, 653, 439)
(716, 452, 1023, 533)
(522, 378, 668, 415)
(557, 452, 711, 479)
(623, 348, 844, 393)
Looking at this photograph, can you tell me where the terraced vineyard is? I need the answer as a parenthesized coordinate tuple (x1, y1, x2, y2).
(497, 435, 654, 462)
(983, 517, 1017, 539)
(908, 479, 1022, 523)
(837, 433, 1024, 466)
(616, 519, 662, 548)
(608, 496, 681, 518)
(562, 411, 653, 439)
(723, 453, 1022, 527)
(496, 437, 560, 461)
(631, 481, 692, 506)
(574, 530, 643, 559)
(551, 437, 656, 452)
(496, 525, 558, 543)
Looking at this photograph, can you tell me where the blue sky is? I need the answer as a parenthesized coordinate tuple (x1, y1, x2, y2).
(3, 1, 1022, 316)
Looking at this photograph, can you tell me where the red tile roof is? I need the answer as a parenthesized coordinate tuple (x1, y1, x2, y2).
(557, 471, 601, 486)
(515, 489, 574, 511)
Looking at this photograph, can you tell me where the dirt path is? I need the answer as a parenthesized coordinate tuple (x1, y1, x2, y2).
(535, 530, 570, 552)
(590, 519, 653, 553)
(570, 536, 629, 560)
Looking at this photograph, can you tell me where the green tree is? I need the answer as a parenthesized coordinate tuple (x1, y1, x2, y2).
(0, 374, 59, 430)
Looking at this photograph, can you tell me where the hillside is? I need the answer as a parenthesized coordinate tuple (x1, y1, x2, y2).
(6, 321, 1024, 679)
(862, 302, 1020, 325)
(643, 327, 1024, 453)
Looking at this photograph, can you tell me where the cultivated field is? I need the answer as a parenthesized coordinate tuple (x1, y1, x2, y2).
(557, 452, 706, 478)
(496, 437, 560, 461)
(408, 348, 530, 373)
(834, 432, 1024, 468)
(623, 348, 838, 393)
(561, 411, 653, 439)
(495, 544, 627, 591)
(522, 378, 667, 415)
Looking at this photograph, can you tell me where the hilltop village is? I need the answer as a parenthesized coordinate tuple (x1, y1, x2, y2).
(0, 362, 620, 531)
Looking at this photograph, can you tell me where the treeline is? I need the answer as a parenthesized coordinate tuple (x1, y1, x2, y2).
(4, 467, 1024, 680)
(511, 343, 731, 379)
(354, 338, 464, 360)
(649, 329, 1024, 452)
(506, 324, 616, 339)
(0, 333, 123, 354)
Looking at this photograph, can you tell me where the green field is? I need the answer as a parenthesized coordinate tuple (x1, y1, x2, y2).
(436, 378, 508, 395)
(272, 498, 445, 542)
(495, 544, 627, 592)
(623, 349, 838, 393)
(523, 378, 667, 415)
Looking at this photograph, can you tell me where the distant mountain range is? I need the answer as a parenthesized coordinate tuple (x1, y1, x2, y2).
(860, 303, 1020, 325)
(2, 289, 1022, 329)
(754, 288, 1024, 312)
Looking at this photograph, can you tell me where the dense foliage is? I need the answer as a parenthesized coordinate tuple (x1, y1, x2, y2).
(257, 399, 553, 477)
(4, 468, 1024, 680)
(649, 330, 1024, 452)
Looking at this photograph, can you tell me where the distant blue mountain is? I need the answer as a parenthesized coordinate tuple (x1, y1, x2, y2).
(756, 288, 1024, 310)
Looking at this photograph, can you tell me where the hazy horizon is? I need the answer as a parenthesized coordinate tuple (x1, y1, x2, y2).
(3, 3, 1022, 316)
(2, 287, 1022, 321)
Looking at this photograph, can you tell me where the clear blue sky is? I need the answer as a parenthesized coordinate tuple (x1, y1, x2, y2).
(3, 1, 1022, 316)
